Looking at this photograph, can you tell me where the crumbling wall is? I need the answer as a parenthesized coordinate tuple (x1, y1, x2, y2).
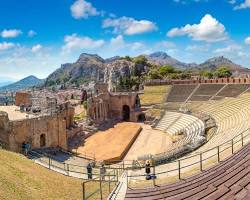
(15, 92, 31, 106)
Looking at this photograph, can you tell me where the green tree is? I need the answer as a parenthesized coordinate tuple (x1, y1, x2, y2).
(148, 68, 162, 79)
(213, 67, 232, 78)
(133, 55, 147, 65)
(159, 65, 175, 77)
(202, 71, 213, 79)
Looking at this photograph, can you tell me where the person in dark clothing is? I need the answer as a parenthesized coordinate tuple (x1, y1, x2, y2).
(145, 160, 151, 180)
(22, 142, 26, 154)
(87, 163, 93, 179)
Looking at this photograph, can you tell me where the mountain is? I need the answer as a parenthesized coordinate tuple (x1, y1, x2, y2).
(0, 75, 44, 92)
(0, 77, 16, 87)
(45, 53, 105, 86)
(198, 56, 250, 76)
(0, 81, 14, 87)
(45, 52, 250, 88)
(146, 51, 198, 69)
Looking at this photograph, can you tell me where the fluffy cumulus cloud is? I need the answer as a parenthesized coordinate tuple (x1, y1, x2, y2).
(70, 0, 99, 19)
(167, 14, 228, 42)
(28, 30, 37, 37)
(31, 44, 42, 53)
(109, 35, 144, 51)
(62, 34, 105, 53)
(245, 37, 250, 45)
(213, 44, 242, 54)
(103, 16, 158, 35)
(0, 42, 15, 51)
(1, 29, 22, 38)
(234, 0, 250, 10)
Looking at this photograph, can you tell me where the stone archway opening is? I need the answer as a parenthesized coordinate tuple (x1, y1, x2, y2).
(122, 105, 130, 121)
(40, 134, 46, 147)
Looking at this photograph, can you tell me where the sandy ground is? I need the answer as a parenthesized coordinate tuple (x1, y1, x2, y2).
(0, 106, 35, 120)
(123, 124, 173, 161)
(75, 122, 142, 162)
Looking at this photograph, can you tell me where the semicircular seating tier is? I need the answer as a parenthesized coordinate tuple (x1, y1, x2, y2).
(154, 111, 206, 150)
(125, 141, 250, 200)
(187, 92, 250, 153)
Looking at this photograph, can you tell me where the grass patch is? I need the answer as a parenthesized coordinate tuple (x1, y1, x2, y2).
(144, 108, 164, 119)
(0, 149, 109, 200)
(139, 85, 171, 106)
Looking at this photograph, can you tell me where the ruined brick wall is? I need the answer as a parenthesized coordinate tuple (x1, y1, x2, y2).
(0, 113, 67, 152)
(0, 111, 10, 145)
(15, 92, 31, 106)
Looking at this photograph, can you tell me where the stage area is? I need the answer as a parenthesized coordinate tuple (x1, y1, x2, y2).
(75, 122, 142, 163)
(123, 124, 173, 161)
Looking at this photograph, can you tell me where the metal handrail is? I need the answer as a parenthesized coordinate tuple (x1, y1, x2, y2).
(127, 128, 250, 186)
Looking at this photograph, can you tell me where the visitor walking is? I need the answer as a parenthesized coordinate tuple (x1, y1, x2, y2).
(145, 160, 151, 180)
(100, 163, 106, 180)
(87, 163, 93, 179)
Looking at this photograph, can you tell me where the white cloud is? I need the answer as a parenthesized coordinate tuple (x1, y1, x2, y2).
(0, 42, 15, 51)
(28, 30, 37, 37)
(70, 0, 99, 19)
(103, 16, 158, 35)
(157, 41, 176, 48)
(62, 34, 105, 53)
(234, 0, 250, 10)
(109, 35, 144, 51)
(186, 44, 210, 52)
(110, 35, 125, 49)
(1, 29, 22, 38)
(167, 14, 228, 42)
(245, 37, 250, 45)
(31, 44, 42, 53)
(213, 44, 242, 54)
(228, 0, 236, 4)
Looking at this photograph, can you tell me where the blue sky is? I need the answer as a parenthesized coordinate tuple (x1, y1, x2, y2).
(0, 0, 250, 79)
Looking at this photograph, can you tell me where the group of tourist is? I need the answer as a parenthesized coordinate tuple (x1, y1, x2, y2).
(86, 161, 106, 180)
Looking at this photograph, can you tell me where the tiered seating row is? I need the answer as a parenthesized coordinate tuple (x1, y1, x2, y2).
(190, 84, 224, 101)
(166, 84, 250, 103)
(216, 84, 250, 98)
(166, 85, 197, 102)
(126, 142, 250, 200)
(189, 93, 250, 152)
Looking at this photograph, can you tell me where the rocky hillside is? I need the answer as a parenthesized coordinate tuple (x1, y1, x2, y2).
(45, 52, 250, 89)
(0, 75, 44, 92)
(198, 56, 250, 76)
(146, 51, 197, 69)
(45, 53, 105, 86)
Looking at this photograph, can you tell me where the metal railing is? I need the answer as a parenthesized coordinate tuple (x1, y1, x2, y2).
(126, 128, 250, 189)
(82, 169, 121, 200)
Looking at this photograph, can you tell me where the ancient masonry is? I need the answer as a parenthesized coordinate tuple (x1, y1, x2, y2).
(87, 83, 144, 123)
(0, 92, 75, 152)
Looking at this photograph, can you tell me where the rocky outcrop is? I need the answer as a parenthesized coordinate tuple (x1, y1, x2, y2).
(199, 56, 250, 76)
(146, 51, 198, 69)
(45, 53, 105, 86)
(104, 60, 135, 91)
